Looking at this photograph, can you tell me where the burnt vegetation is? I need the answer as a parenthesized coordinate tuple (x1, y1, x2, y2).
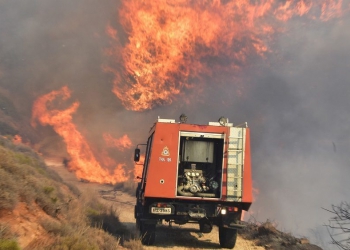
(239, 219, 322, 250)
(324, 202, 350, 250)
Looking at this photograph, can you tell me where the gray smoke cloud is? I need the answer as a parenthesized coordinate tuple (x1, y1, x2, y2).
(243, 17, 350, 248)
(0, 1, 349, 248)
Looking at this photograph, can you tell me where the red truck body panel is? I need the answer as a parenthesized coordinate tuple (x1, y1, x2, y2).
(143, 121, 252, 207)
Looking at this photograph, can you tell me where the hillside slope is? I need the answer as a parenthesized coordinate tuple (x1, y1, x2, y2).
(0, 137, 123, 249)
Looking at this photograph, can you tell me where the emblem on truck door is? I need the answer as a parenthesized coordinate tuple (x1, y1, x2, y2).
(161, 146, 170, 156)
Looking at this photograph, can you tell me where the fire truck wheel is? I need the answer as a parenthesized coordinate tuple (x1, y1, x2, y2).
(219, 226, 237, 249)
(140, 222, 156, 245)
(135, 183, 141, 198)
(199, 221, 213, 233)
(136, 218, 140, 230)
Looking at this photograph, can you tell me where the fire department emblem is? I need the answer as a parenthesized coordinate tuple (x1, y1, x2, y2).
(161, 146, 170, 156)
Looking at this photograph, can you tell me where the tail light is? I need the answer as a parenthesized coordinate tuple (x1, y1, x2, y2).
(156, 203, 169, 208)
(228, 207, 239, 212)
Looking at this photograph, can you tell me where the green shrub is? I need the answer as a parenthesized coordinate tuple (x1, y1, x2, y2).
(0, 223, 20, 250)
(86, 208, 100, 217)
(43, 186, 55, 194)
(0, 239, 20, 250)
(13, 152, 34, 165)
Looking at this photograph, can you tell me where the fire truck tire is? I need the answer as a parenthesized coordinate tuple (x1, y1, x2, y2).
(135, 183, 141, 198)
(140, 222, 156, 245)
(219, 227, 237, 249)
(199, 220, 213, 233)
(136, 217, 140, 230)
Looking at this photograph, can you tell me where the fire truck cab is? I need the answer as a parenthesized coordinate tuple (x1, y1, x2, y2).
(134, 116, 252, 248)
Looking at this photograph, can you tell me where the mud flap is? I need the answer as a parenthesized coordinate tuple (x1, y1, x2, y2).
(227, 222, 245, 230)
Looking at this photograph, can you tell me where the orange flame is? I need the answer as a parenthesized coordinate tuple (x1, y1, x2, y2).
(242, 186, 260, 221)
(31, 86, 128, 184)
(106, 0, 348, 111)
(103, 133, 132, 151)
(12, 135, 22, 144)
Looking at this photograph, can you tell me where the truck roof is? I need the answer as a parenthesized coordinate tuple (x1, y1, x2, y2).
(155, 116, 248, 127)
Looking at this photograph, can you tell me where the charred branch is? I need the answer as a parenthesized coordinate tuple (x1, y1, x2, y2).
(324, 202, 350, 250)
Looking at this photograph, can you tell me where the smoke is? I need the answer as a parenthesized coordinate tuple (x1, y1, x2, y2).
(245, 16, 350, 248)
(0, 0, 349, 248)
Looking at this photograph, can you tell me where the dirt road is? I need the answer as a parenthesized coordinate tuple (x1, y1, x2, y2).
(46, 159, 264, 250)
(109, 191, 263, 250)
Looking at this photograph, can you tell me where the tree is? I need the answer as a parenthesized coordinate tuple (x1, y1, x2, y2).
(324, 202, 350, 250)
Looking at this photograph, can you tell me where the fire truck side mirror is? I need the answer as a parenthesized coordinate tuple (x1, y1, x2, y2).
(134, 148, 140, 162)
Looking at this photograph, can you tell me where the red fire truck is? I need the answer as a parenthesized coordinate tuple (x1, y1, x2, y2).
(134, 116, 252, 248)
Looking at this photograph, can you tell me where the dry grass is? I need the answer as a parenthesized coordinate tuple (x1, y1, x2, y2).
(123, 238, 144, 250)
(0, 136, 125, 249)
(0, 136, 68, 216)
(0, 223, 20, 250)
(114, 181, 138, 197)
(36, 193, 128, 249)
(35, 191, 125, 249)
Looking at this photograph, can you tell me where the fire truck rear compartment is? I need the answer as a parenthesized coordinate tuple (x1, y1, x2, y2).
(177, 135, 224, 198)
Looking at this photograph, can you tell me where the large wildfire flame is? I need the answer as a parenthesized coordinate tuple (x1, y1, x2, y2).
(106, 0, 348, 111)
(31, 86, 130, 184)
(103, 133, 132, 151)
(30, 0, 348, 185)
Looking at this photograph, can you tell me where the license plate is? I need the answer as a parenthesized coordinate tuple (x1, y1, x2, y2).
(151, 207, 172, 214)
